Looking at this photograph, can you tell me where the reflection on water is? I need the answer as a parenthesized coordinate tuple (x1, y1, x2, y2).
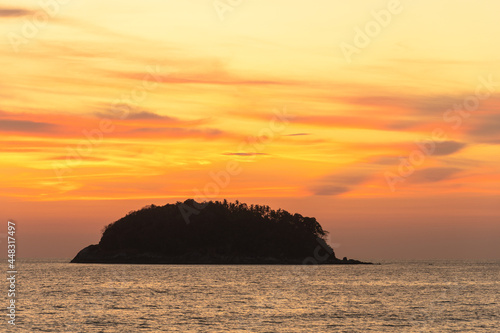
(15, 259, 500, 332)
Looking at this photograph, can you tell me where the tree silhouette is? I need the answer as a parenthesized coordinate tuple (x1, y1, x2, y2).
(96, 199, 335, 262)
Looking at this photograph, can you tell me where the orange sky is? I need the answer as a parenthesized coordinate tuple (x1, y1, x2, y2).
(0, 0, 499, 259)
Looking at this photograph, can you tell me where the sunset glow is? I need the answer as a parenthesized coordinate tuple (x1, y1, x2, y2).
(1, 0, 499, 259)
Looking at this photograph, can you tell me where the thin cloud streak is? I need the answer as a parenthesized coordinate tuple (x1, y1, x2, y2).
(409, 167, 462, 184)
(0, 119, 58, 133)
(0, 7, 34, 17)
(223, 152, 269, 156)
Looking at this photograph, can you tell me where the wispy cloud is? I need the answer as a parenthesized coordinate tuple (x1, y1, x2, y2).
(131, 127, 224, 139)
(284, 133, 311, 137)
(48, 155, 107, 162)
(0, 119, 58, 133)
(223, 152, 268, 156)
(467, 112, 500, 144)
(434, 141, 467, 156)
(311, 169, 372, 196)
(313, 185, 350, 196)
(0, 110, 228, 140)
(0, 7, 34, 18)
(117, 71, 289, 86)
(249, 113, 427, 132)
(95, 110, 178, 121)
(409, 167, 462, 183)
(126, 111, 174, 120)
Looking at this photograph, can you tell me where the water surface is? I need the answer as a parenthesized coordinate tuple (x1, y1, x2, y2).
(12, 259, 500, 332)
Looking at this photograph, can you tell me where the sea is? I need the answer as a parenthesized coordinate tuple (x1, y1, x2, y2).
(7, 259, 499, 332)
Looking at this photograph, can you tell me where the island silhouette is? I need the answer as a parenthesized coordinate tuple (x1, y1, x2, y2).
(71, 199, 371, 264)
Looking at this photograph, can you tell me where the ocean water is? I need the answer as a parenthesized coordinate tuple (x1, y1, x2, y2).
(8, 259, 499, 332)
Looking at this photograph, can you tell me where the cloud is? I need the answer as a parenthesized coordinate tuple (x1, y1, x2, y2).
(409, 167, 461, 183)
(313, 186, 350, 196)
(284, 133, 311, 137)
(114, 67, 292, 87)
(95, 110, 177, 121)
(95, 107, 212, 127)
(127, 111, 174, 120)
(412, 95, 464, 116)
(0, 8, 34, 18)
(320, 173, 369, 185)
(370, 156, 401, 165)
(0, 119, 58, 133)
(131, 127, 224, 138)
(338, 93, 457, 118)
(265, 114, 426, 132)
(434, 141, 467, 156)
(48, 156, 107, 162)
(471, 121, 500, 137)
(311, 169, 372, 196)
(366, 141, 466, 166)
(223, 152, 268, 156)
(0, 109, 229, 141)
(342, 95, 414, 110)
(467, 113, 500, 143)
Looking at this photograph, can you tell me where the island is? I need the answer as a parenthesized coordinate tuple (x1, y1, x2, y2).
(71, 199, 371, 264)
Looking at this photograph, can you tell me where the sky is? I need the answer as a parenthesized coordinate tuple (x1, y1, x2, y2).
(0, 0, 499, 260)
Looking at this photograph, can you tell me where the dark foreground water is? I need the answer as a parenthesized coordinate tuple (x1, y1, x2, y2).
(6, 259, 500, 332)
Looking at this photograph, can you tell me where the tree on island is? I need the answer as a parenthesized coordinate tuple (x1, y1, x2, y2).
(72, 199, 370, 264)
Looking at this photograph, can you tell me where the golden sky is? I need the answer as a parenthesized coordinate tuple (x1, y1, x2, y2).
(1, 0, 499, 259)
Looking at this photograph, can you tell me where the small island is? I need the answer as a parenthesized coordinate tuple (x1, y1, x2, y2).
(71, 199, 371, 265)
